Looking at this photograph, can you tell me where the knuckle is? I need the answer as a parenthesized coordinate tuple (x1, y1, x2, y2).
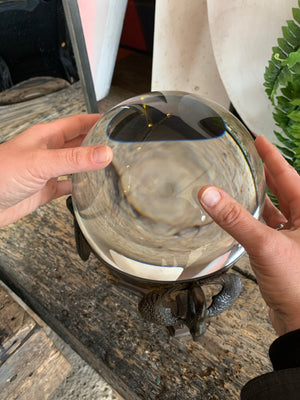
(67, 148, 83, 166)
(219, 202, 242, 228)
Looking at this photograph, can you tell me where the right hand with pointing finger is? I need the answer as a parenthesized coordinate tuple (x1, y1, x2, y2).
(198, 135, 300, 336)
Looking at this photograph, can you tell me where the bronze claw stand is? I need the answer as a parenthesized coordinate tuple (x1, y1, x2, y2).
(138, 273, 242, 340)
(67, 197, 242, 341)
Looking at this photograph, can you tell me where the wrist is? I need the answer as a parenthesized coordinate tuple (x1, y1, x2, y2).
(270, 307, 300, 336)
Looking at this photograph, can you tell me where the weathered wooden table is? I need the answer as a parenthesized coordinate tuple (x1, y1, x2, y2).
(0, 281, 72, 399)
(0, 55, 276, 399)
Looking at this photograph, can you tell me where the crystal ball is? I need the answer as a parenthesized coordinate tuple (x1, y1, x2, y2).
(72, 91, 265, 282)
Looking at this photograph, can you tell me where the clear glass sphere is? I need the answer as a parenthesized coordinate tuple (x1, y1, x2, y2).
(72, 91, 265, 282)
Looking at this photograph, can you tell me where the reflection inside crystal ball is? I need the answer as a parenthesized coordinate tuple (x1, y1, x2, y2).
(72, 92, 264, 282)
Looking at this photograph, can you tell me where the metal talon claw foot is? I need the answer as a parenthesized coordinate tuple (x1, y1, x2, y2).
(205, 273, 243, 318)
(138, 288, 182, 327)
(138, 273, 242, 340)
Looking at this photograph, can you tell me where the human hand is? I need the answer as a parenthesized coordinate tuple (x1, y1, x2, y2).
(0, 114, 113, 227)
(198, 135, 300, 336)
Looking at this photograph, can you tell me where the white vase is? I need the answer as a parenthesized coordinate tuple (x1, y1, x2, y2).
(151, 0, 230, 108)
(78, 0, 128, 101)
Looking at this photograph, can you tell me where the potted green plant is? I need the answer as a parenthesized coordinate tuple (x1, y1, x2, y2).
(264, 0, 300, 174)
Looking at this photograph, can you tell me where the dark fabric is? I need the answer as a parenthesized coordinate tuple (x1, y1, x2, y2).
(269, 329, 300, 370)
(241, 367, 300, 400)
(241, 329, 300, 400)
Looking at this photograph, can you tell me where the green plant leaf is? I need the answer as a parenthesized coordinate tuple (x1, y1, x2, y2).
(293, 6, 300, 24)
(277, 49, 300, 68)
(286, 20, 300, 40)
(276, 145, 295, 158)
(282, 25, 299, 46)
(289, 130, 300, 138)
(278, 37, 294, 54)
(289, 121, 300, 131)
(290, 98, 300, 106)
(276, 96, 295, 113)
(274, 131, 297, 149)
(288, 110, 300, 121)
(293, 147, 300, 155)
(264, 3, 300, 207)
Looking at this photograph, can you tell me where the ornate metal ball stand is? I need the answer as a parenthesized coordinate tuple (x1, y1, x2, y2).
(67, 197, 242, 341)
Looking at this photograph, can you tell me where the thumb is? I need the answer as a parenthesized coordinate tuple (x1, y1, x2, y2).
(198, 186, 276, 257)
(34, 145, 113, 180)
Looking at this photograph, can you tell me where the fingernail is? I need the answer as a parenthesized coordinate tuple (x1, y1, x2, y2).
(200, 187, 221, 208)
(92, 146, 110, 163)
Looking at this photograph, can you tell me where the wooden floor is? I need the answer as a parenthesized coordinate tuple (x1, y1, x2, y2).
(0, 51, 277, 400)
(0, 282, 72, 400)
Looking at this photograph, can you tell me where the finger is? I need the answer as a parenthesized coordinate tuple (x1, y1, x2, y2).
(20, 114, 101, 149)
(29, 178, 72, 206)
(47, 179, 72, 200)
(47, 114, 102, 148)
(255, 136, 300, 210)
(33, 145, 113, 180)
(63, 134, 87, 148)
(264, 165, 290, 219)
(198, 185, 278, 258)
(262, 195, 288, 228)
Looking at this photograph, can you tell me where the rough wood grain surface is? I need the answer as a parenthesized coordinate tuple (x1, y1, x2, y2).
(0, 56, 276, 399)
(0, 77, 70, 106)
(0, 285, 72, 400)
